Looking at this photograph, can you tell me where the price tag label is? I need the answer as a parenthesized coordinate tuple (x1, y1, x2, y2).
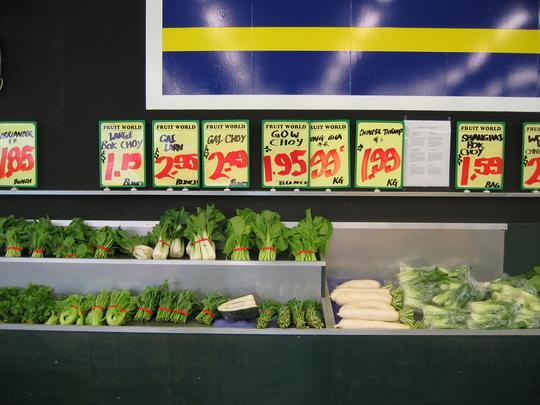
(309, 121, 350, 188)
(202, 120, 249, 188)
(355, 121, 404, 189)
(152, 121, 199, 188)
(522, 122, 540, 190)
(0, 122, 38, 188)
(99, 121, 146, 188)
(262, 120, 310, 188)
(455, 122, 505, 190)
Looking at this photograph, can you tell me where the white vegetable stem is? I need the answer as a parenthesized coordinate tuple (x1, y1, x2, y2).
(133, 245, 153, 260)
(152, 240, 170, 260)
(168, 238, 185, 258)
(188, 232, 216, 260)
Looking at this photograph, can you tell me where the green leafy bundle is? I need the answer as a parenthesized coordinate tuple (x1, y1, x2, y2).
(288, 298, 306, 328)
(85, 290, 110, 326)
(195, 293, 227, 325)
(54, 218, 94, 259)
(166, 208, 190, 258)
(27, 217, 57, 258)
(223, 209, 256, 261)
(0, 286, 25, 323)
(0, 284, 55, 324)
(3, 219, 29, 257)
(170, 291, 197, 324)
(256, 300, 280, 329)
(467, 301, 512, 329)
(59, 295, 84, 325)
(115, 230, 153, 259)
(252, 210, 288, 261)
(185, 205, 226, 260)
(304, 300, 325, 329)
(106, 290, 138, 326)
(277, 303, 291, 329)
(287, 209, 333, 261)
(0, 215, 16, 255)
(134, 286, 161, 322)
(156, 289, 177, 322)
(92, 226, 117, 259)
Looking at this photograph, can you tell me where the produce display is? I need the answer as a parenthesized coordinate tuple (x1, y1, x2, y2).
(332, 265, 540, 330)
(0, 207, 332, 262)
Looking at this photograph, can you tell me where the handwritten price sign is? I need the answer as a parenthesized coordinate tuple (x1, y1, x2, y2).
(99, 121, 146, 188)
(309, 121, 350, 188)
(355, 121, 404, 189)
(455, 122, 505, 190)
(152, 121, 199, 188)
(522, 122, 540, 190)
(262, 121, 310, 188)
(202, 120, 249, 188)
(0, 122, 37, 188)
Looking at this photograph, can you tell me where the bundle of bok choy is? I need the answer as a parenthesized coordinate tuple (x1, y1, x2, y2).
(115, 230, 153, 260)
(27, 217, 57, 258)
(287, 209, 333, 261)
(252, 210, 288, 261)
(223, 208, 256, 261)
(54, 218, 94, 259)
(185, 205, 226, 260)
(3, 218, 29, 257)
(85, 290, 110, 326)
(106, 290, 138, 326)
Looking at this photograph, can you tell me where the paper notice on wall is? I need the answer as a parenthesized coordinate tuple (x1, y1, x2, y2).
(404, 120, 451, 187)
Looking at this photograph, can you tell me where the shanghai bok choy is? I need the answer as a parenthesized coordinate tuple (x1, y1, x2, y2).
(185, 205, 226, 260)
(115, 230, 153, 260)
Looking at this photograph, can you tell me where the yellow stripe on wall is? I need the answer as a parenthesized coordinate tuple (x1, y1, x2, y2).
(162, 27, 540, 54)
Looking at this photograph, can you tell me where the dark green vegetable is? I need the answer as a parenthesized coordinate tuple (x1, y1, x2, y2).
(288, 299, 306, 328)
(85, 290, 110, 326)
(134, 286, 161, 322)
(304, 300, 324, 329)
(195, 293, 228, 326)
(54, 218, 94, 258)
(3, 219, 29, 257)
(156, 289, 177, 323)
(185, 205, 227, 260)
(277, 304, 291, 329)
(0, 215, 16, 255)
(93, 226, 117, 259)
(287, 209, 333, 261)
(256, 300, 280, 329)
(223, 209, 256, 261)
(252, 210, 288, 261)
(170, 291, 197, 324)
(27, 217, 57, 258)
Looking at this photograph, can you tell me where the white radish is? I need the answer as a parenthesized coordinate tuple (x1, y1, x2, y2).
(330, 287, 390, 301)
(337, 280, 381, 289)
(335, 319, 410, 329)
(340, 301, 395, 312)
(338, 307, 399, 322)
(334, 292, 392, 306)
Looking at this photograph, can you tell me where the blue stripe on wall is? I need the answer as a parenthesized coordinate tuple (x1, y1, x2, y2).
(163, 0, 539, 30)
(163, 51, 539, 97)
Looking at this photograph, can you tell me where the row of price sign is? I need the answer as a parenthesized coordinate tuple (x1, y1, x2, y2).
(0, 121, 539, 190)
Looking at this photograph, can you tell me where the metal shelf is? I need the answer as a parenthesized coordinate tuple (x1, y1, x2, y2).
(0, 189, 539, 198)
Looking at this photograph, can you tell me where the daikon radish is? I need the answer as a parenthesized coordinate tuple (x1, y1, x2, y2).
(330, 287, 390, 301)
(335, 319, 410, 329)
(338, 306, 399, 322)
(334, 291, 392, 306)
(340, 300, 395, 312)
(337, 280, 380, 289)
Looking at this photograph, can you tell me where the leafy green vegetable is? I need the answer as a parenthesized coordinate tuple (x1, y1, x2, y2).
(27, 218, 57, 258)
(59, 295, 84, 325)
(277, 304, 291, 328)
(287, 209, 333, 261)
(134, 286, 162, 322)
(185, 205, 226, 260)
(115, 230, 152, 259)
(85, 290, 110, 326)
(288, 298, 306, 328)
(0, 215, 16, 255)
(304, 300, 324, 329)
(54, 218, 94, 258)
(252, 210, 288, 261)
(3, 219, 29, 257)
(223, 210, 255, 261)
(156, 289, 177, 323)
(106, 290, 138, 326)
(422, 305, 468, 329)
(92, 226, 117, 259)
(195, 293, 227, 325)
(170, 290, 197, 324)
(467, 301, 512, 329)
(256, 300, 280, 329)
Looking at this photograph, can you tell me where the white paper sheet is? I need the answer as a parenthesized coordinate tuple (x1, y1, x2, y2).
(404, 120, 451, 187)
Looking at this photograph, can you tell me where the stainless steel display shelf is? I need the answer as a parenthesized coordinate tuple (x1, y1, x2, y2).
(1, 323, 538, 336)
(0, 189, 539, 197)
(0, 257, 325, 301)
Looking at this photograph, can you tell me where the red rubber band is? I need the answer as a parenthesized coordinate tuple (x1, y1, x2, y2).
(232, 247, 249, 252)
(97, 245, 110, 251)
(295, 249, 315, 256)
(6, 246, 22, 251)
(120, 308, 128, 313)
(173, 309, 189, 316)
(33, 249, 45, 254)
(201, 309, 216, 320)
(108, 305, 117, 309)
(159, 239, 171, 248)
(67, 254, 77, 258)
(192, 238, 209, 245)
(260, 246, 276, 251)
(139, 306, 153, 315)
(93, 305, 105, 311)
(70, 305, 79, 309)
(158, 307, 172, 313)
